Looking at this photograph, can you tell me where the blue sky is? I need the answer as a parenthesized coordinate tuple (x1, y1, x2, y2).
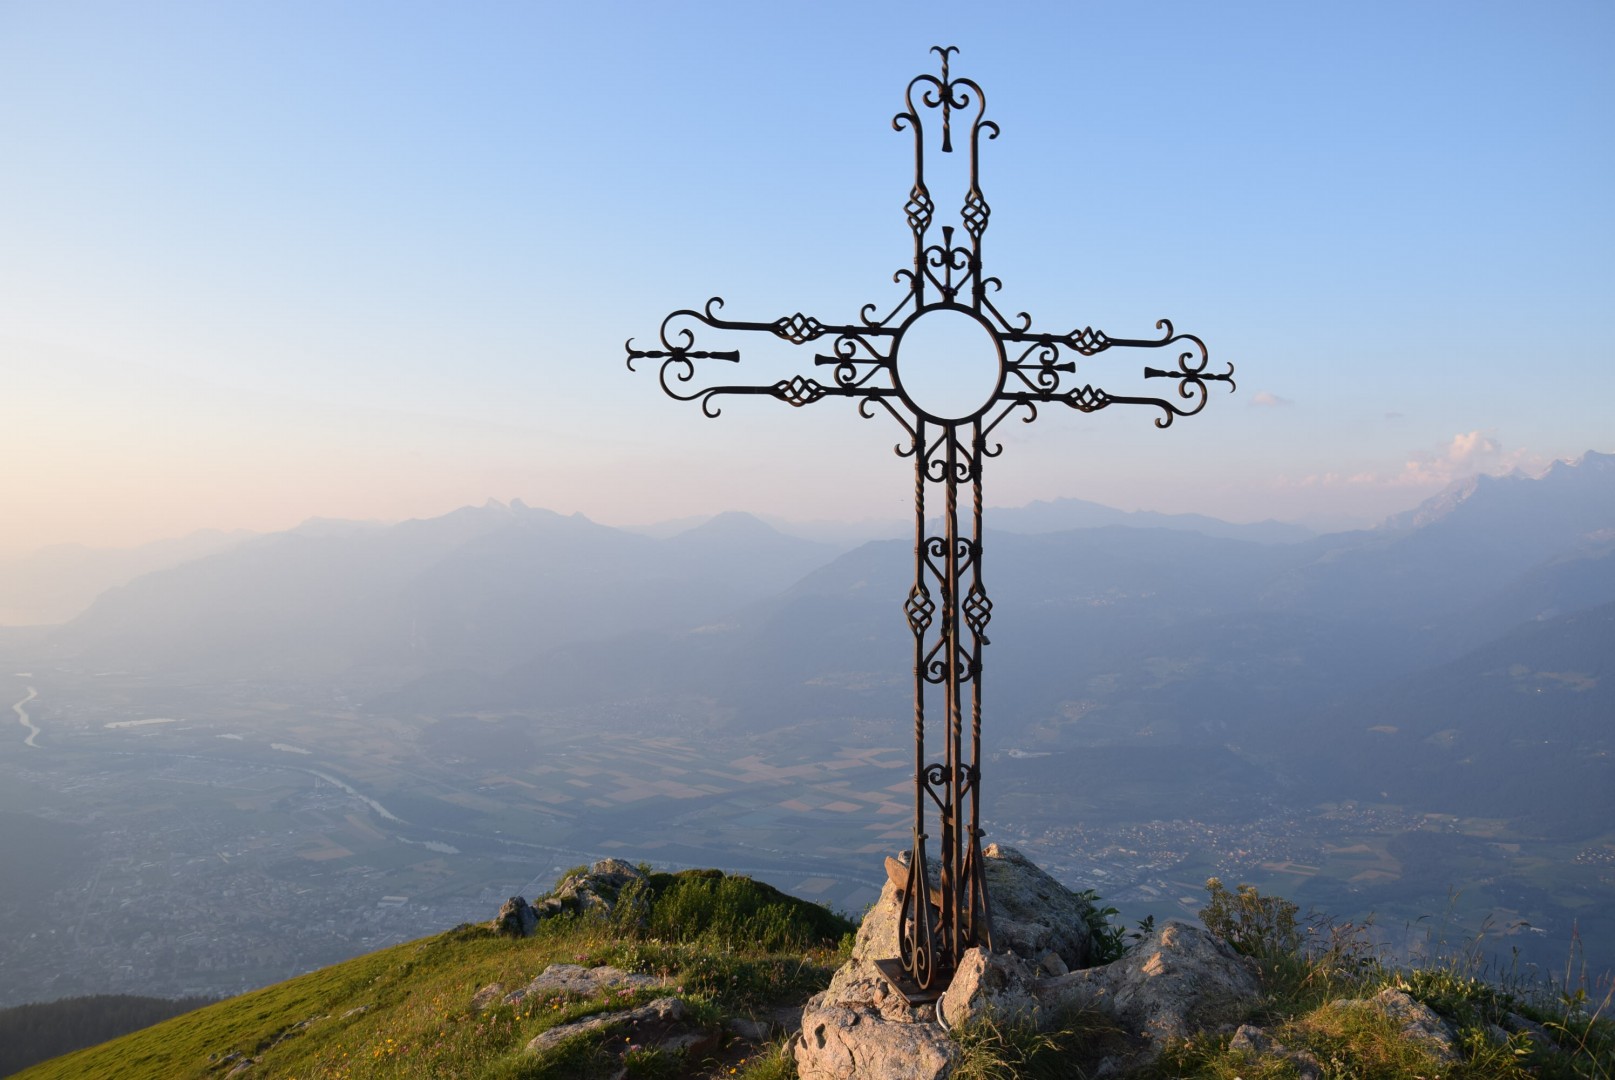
(3, 1, 1611, 554)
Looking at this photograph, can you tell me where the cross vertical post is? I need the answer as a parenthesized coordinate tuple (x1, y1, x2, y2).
(626, 47, 1234, 999)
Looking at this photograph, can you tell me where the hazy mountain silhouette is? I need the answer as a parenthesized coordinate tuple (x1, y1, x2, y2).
(0, 529, 256, 626)
(50, 502, 835, 683)
(987, 496, 1314, 544)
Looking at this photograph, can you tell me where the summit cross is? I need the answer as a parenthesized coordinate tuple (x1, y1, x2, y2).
(626, 46, 1234, 999)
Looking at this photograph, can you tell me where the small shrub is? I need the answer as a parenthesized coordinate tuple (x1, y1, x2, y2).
(1200, 877, 1301, 960)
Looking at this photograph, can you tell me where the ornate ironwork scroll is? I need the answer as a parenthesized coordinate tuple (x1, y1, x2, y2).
(627, 46, 1234, 1000)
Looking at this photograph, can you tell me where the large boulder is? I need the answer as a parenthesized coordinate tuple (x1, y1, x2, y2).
(799, 848, 1264, 1079)
(937, 947, 1038, 1031)
(796, 1002, 959, 1080)
(980, 844, 1098, 971)
(1034, 921, 1261, 1061)
(798, 844, 1105, 1079)
(548, 858, 647, 914)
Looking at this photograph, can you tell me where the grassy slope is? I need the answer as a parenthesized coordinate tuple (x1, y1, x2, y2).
(14, 870, 850, 1080)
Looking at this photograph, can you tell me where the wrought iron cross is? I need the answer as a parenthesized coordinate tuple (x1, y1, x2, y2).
(627, 47, 1233, 998)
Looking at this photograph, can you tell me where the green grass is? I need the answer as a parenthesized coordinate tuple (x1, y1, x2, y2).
(14, 870, 852, 1080)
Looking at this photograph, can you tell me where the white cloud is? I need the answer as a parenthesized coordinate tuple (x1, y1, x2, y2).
(1391, 430, 1509, 486)
(1250, 391, 1291, 407)
(1284, 431, 1546, 492)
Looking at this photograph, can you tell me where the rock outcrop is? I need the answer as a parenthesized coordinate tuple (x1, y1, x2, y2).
(493, 896, 538, 937)
(489, 858, 648, 936)
(796, 846, 1264, 1080)
(1033, 920, 1261, 1059)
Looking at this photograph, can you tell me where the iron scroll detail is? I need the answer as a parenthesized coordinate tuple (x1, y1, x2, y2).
(626, 48, 1233, 999)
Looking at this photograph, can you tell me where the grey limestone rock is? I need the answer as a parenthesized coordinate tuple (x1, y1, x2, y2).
(1505, 1010, 1558, 1051)
(1230, 1023, 1323, 1079)
(938, 946, 1038, 1031)
(1330, 987, 1460, 1063)
(1034, 921, 1261, 1060)
(493, 896, 538, 937)
(725, 1015, 772, 1042)
(502, 963, 664, 1006)
(525, 995, 711, 1057)
(852, 845, 1096, 971)
(469, 982, 505, 1011)
(981, 843, 1097, 971)
(795, 1002, 960, 1080)
(553, 858, 647, 916)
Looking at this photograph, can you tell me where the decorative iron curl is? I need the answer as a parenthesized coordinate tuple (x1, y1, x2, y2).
(859, 393, 919, 458)
(862, 287, 916, 330)
(950, 644, 978, 685)
(898, 843, 939, 985)
(923, 646, 951, 686)
(818, 342, 889, 391)
(925, 242, 969, 273)
(979, 400, 1037, 457)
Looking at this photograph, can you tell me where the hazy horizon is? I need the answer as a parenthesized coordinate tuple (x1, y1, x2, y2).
(2, 453, 1596, 564)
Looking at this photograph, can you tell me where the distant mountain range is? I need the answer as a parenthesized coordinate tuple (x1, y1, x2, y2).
(985, 496, 1315, 544)
(17, 452, 1615, 840)
(45, 499, 839, 684)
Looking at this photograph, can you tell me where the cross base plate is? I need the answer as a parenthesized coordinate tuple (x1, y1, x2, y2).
(872, 957, 946, 1005)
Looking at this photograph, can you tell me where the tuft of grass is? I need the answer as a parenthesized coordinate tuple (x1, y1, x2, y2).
(952, 1004, 1123, 1080)
(731, 1037, 798, 1080)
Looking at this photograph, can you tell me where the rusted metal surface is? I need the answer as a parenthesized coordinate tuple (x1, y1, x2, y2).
(627, 47, 1233, 997)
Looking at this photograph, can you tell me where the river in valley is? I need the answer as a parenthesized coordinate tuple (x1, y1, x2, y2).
(11, 686, 39, 747)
